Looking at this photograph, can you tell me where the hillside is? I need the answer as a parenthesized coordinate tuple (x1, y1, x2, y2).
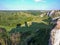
(0, 10, 57, 45)
(0, 10, 49, 31)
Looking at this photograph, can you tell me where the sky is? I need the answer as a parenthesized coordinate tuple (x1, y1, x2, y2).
(0, 0, 60, 10)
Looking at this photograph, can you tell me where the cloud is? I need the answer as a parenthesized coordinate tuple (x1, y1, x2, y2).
(35, 0, 42, 2)
(34, 0, 46, 2)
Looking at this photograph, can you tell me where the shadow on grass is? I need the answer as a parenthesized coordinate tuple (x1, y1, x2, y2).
(9, 20, 53, 45)
(0, 19, 53, 45)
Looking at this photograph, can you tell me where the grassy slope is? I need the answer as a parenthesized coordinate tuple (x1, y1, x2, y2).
(0, 11, 52, 45)
(0, 15, 49, 32)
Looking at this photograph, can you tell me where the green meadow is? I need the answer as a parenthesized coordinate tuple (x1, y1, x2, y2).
(0, 10, 53, 45)
(0, 11, 50, 31)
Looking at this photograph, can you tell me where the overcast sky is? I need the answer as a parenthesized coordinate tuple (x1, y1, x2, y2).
(0, 0, 60, 10)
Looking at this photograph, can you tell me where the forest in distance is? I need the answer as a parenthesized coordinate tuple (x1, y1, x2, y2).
(0, 10, 60, 45)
